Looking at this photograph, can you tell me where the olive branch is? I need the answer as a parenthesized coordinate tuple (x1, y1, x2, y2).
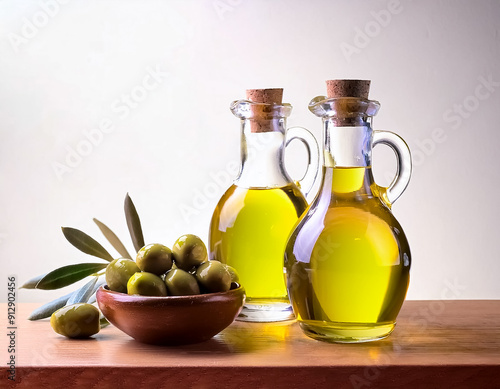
(21, 193, 144, 322)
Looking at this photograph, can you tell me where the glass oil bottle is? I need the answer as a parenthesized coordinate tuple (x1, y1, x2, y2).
(285, 80, 412, 342)
(209, 88, 319, 322)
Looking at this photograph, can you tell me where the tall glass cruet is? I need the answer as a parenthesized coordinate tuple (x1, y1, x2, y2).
(284, 80, 412, 342)
(210, 88, 320, 322)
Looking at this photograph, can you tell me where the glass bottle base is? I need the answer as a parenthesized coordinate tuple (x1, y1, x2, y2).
(236, 301, 295, 322)
(299, 320, 396, 343)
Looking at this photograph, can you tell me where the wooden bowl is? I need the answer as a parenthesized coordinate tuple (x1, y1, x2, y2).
(96, 283, 245, 345)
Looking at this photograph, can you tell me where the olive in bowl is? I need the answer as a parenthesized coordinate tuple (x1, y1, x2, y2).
(172, 234, 207, 271)
(136, 243, 173, 275)
(106, 258, 140, 293)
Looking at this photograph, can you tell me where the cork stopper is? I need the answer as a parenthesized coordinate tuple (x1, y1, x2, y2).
(246, 88, 283, 104)
(326, 80, 370, 99)
(245, 88, 284, 133)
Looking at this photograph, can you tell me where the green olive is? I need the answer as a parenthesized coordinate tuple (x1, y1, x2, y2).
(50, 303, 100, 338)
(222, 264, 239, 283)
(195, 260, 231, 293)
(136, 244, 173, 275)
(165, 269, 200, 296)
(127, 272, 167, 296)
(105, 258, 140, 293)
(172, 234, 208, 271)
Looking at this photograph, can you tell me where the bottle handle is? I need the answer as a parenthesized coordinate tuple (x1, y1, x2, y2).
(372, 130, 412, 207)
(285, 126, 320, 200)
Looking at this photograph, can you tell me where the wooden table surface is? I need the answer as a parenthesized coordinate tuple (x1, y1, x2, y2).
(2, 301, 499, 388)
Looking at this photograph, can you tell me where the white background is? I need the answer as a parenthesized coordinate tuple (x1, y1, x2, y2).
(1, 0, 499, 303)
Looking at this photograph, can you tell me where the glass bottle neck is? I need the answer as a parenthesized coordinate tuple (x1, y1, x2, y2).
(308, 96, 381, 199)
(321, 118, 375, 197)
(234, 118, 292, 188)
(323, 118, 373, 168)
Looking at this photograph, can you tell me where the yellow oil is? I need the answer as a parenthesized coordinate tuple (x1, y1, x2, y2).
(284, 166, 410, 342)
(209, 184, 307, 304)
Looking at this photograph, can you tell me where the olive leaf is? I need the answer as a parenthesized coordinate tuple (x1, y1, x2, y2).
(93, 218, 132, 259)
(124, 193, 145, 252)
(62, 227, 114, 262)
(20, 273, 48, 289)
(35, 263, 108, 290)
(66, 277, 98, 305)
(100, 316, 110, 329)
(81, 277, 106, 305)
(27, 292, 73, 320)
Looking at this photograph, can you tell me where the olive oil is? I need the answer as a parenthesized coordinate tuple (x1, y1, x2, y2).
(285, 167, 410, 342)
(209, 184, 307, 305)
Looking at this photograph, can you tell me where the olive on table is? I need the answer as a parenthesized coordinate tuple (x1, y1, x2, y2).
(172, 234, 208, 271)
(105, 258, 140, 293)
(127, 272, 167, 296)
(195, 260, 231, 293)
(165, 268, 200, 296)
(136, 244, 173, 275)
(50, 303, 100, 338)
